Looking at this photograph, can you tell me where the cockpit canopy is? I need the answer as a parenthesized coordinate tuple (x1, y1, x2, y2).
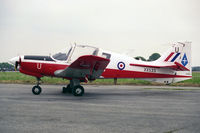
(52, 46, 72, 61)
(52, 53, 68, 61)
(52, 45, 99, 62)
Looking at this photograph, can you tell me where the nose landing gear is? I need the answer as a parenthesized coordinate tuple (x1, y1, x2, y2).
(32, 77, 42, 95)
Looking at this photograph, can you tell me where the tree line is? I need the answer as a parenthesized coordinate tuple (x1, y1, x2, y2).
(0, 62, 15, 71)
(135, 53, 161, 61)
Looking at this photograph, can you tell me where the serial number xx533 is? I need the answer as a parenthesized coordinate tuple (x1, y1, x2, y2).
(144, 67, 156, 73)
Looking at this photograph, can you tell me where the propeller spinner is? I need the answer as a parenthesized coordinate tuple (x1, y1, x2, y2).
(9, 56, 21, 71)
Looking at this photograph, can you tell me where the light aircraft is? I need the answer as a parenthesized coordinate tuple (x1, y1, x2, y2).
(9, 42, 192, 96)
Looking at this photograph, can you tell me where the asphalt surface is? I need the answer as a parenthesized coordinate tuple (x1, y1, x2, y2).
(0, 84, 200, 133)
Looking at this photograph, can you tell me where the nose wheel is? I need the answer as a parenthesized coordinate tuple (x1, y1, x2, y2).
(32, 77, 42, 95)
(32, 85, 42, 95)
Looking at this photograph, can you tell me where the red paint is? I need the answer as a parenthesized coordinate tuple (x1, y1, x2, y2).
(130, 63, 177, 69)
(102, 68, 192, 79)
(20, 61, 191, 79)
(69, 55, 110, 70)
(174, 62, 190, 71)
(20, 61, 68, 77)
(20, 68, 43, 78)
(19, 55, 110, 79)
(130, 62, 190, 72)
(164, 52, 174, 61)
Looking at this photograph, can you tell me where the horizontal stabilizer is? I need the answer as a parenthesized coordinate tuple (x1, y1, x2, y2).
(174, 62, 190, 71)
(130, 62, 190, 71)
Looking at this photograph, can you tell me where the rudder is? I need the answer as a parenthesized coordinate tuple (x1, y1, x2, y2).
(158, 42, 192, 72)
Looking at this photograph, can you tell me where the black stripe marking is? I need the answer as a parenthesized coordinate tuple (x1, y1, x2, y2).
(24, 55, 55, 61)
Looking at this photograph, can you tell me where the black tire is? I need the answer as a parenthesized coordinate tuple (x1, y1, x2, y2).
(72, 85, 84, 96)
(62, 87, 67, 93)
(32, 85, 42, 95)
(62, 84, 72, 93)
(67, 84, 72, 93)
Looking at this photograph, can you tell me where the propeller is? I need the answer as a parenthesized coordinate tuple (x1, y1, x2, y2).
(15, 61, 19, 71)
(14, 56, 21, 71)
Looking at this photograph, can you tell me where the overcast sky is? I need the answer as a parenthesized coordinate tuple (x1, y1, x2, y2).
(0, 0, 199, 66)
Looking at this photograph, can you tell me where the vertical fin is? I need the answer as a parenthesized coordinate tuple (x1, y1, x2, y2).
(157, 42, 192, 72)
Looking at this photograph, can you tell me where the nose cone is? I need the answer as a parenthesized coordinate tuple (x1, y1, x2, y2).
(9, 56, 19, 65)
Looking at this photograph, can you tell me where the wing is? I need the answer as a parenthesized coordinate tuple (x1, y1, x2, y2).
(54, 55, 110, 81)
(130, 61, 190, 71)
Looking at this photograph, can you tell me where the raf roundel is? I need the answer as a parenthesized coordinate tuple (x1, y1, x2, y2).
(117, 62, 125, 70)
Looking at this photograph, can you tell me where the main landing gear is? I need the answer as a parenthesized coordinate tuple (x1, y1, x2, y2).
(62, 79, 84, 96)
(32, 77, 42, 95)
(31, 78, 84, 96)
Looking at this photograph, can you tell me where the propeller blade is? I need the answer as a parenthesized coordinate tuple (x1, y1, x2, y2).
(15, 56, 21, 71)
(15, 61, 19, 71)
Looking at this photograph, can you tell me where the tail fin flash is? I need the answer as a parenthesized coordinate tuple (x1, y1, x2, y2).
(158, 42, 192, 71)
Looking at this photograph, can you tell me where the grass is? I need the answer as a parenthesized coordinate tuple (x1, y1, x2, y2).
(0, 72, 69, 84)
(0, 71, 200, 86)
(172, 72, 200, 87)
(91, 78, 151, 85)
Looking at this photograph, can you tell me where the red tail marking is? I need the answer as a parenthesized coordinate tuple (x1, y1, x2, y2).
(174, 62, 190, 71)
(164, 52, 174, 61)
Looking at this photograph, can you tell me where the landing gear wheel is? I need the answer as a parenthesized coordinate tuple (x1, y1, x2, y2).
(32, 85, 42, 95)
(62, 84, 72, 93)
(72, 85, 84, 96)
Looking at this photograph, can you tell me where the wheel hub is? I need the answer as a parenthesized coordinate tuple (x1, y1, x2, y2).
(76, 88, 82, 94)
(35, 88, 39, 93)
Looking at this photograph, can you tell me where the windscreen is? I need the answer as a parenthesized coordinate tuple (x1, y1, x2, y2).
(69, 45, 99, 62)
(52, 46, 72, 61)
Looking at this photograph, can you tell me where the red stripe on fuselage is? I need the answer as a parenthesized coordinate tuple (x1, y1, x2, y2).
(102, 68, 191, 78)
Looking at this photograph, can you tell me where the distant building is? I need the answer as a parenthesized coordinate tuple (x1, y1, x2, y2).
(192, 66, 200, 71)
